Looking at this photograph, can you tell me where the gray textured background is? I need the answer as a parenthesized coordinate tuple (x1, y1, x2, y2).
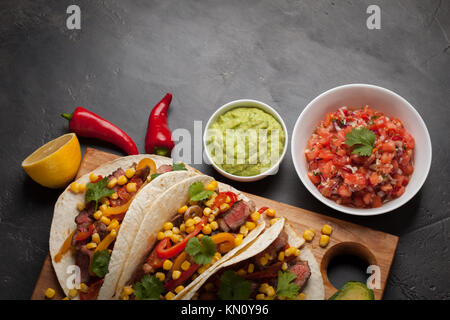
(0, 0, 449, 299)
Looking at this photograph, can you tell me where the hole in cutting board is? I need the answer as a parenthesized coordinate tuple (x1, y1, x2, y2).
(327, 255, 369, 289)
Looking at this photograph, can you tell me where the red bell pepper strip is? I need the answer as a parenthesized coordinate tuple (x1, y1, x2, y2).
(165, 264, 199, 292)
(145, 93, 175, 156)
(212, 192, 237, 210)
(61, 107, 138, 155)
(257, 206, 269, 214)
(75, 224, 94, 241)
(155, 216, 207, 259)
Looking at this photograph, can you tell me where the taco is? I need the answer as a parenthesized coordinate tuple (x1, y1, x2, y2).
(49, 155, 197, 299)
(182, 217, 325, 300)
(114, 175, 272, 300)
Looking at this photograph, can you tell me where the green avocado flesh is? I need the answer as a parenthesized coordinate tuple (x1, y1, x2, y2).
(329, 281, 375, 300)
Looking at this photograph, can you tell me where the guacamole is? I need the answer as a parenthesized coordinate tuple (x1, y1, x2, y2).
(206, 107, 285, 176)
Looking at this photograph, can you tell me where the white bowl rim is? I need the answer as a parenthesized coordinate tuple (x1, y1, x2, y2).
(291, 83, 432, 216)
(203, 99, 289, 181)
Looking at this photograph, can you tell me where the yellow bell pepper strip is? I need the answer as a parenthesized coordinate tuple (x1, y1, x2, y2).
(136, 158, 157, 174)
(211, 233, 236, 253)
(172, 252, 187, 273)
(54, 230, 76, 262)
(101, 196, 136, 217)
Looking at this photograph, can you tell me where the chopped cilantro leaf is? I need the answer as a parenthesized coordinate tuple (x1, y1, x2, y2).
(133, 274, 164, 300)
(276, 271, 300, 299)
(218, 270, 251, 300)
(188, 181, 214, 201)
(85, 177, 115, 210)
(345, 127, 376, 156)
(90, 250, 111, 278)
(185, 236, 216, 265)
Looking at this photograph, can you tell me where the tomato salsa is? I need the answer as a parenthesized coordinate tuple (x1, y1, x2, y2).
(305, 106, 415, 208)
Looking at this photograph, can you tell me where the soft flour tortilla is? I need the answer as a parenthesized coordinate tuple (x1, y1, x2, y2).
(113, 175, 266, 299)
(181, 218, 325, 300)
(49, 154, 195, 297)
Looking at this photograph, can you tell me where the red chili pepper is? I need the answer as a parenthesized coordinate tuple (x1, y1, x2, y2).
(155, 216, 207, 259)
(145, 93, 175, 156)
(165, 264, 199, 292)
(61, 107, 138, 155)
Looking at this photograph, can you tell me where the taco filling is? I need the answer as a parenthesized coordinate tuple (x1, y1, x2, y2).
(119, 180, 267, 300)
(54, 158, 187, 300)
(196, 230, 311, 300)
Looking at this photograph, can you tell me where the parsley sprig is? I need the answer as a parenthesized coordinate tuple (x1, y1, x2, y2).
(345, 127, 376, 156)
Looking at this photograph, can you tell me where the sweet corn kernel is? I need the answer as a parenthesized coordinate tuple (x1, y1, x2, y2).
(295, 248, 301, 256)
(70, 182, 80, 194)
(239, 225, 248, 236)
(181, 261, 191, 271)
(270, 218, 279, 226)
(260, 256, 268, 266)
(99, 204, 108, 212)
(165, 292, 175, 300)
(202, 224, 212, 235)
(281, 262, 288, 271)
(198, 266, 207, 274)
(205, 181, 218, 191)
(237, 269, 247, 277)
(164, 222, 174, 231)
(266, 286, 276, 297)
(245, 221, 256, 231)
(172, 227, 180, 234)
(86, 242, 97, 250)
(68, 289, 78, 298)
(298, 293, 307, 300)
(250, 211, 261, 222)
(256, 293, 266, 300)
(163, 260, 173, 270)
(210, 221, 219, 230)
(212, 208, 220, 216)
(248, 263, 255, 273)
(164, 230, 173, 238)
(179, 224, 186, 233)
(208, 215, 215, 223)
(234, 234, 244, 246)
(285, 247, 297, 257)
(171, 234, 181, 243)
(117, 175, 127, 185)
(108, 219, 119, 231)
(319, 235, 330, 248)
(93, 210, 102, 220)
(278, 251, 285, 261)
(155, 272, 165, 282)
(259, 283, 269, 293)
(303, 229, 315, 241)
(220, 203, 230, 213)
(45, 288, 55, 299)
(321, 224, 333, 236)
(110, 229, 117, 237)
(178, 205, 188, 214)
(123, 286, 134, 296)
(172, 270, 181, 280)
(213, 252, 222, 261)
(205, 193, 217, 207)
(175, 285, 185, 294)
(110, 192, 118, 200)
(185, 218, 195, 227)
(80, 283, 89, 293)
(77, 202, 85, 211)
(121, 295, 129, 300)
(265, 208, 276, 217)
(203, 207, 212, 216)
(197, 234, 204, 239)
(100, 216, 111, 225)
(193, 216, 202, 224)
(186, 226, 195, 233)
(107, 178, 117, 189)
(62, 297, 70, 300)
(78, 184, 86, 193)
(126, 182, 137, 193)
(157, 231, 165, 240)
(89, 173, 99, 183)
(125, 168, 136, 179)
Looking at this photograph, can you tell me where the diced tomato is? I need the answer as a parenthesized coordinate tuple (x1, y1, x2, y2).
(308, 172, 321, 185)
(369, 173, 382, 186)
(381, 141, 396, 152)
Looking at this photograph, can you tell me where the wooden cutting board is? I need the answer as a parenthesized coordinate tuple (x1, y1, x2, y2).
(31, 148, 398, 300)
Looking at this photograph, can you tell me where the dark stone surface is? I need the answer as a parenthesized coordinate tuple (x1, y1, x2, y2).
(0, 0, 448, 299)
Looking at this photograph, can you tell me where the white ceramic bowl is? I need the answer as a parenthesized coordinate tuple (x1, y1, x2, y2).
(204, 99, 288, 182)
(291, 84, 432, 216)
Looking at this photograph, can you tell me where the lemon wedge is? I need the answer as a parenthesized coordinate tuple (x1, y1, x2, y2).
(22, 133, 82, 188)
